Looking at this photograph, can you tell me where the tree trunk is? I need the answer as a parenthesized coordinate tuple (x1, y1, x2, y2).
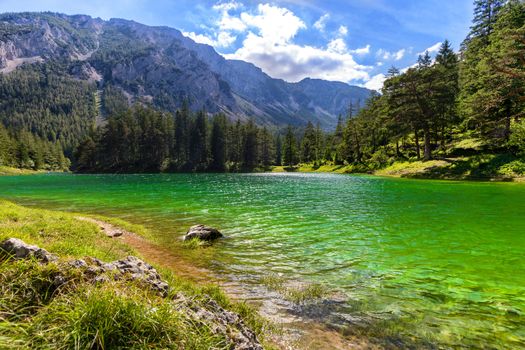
(504, 115, 511, 142)
(423, 126, 432, 161)
(440, 126, 446, 154)
(414, 128, 421, 160)
(504, 101, 512, 142)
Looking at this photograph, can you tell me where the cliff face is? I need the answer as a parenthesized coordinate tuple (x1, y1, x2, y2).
(0, 12, 372, 129)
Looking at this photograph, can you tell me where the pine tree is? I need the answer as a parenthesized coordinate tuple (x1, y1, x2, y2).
(283, 125, 297, 167)
(461, 0, 524, 143)
(209, 114, 227, 172)
(435, 40, 460, 152)
(259, 127, 275, 168)
(275, 134, 282, 166)
(174, 101, 190, 168)
(467, 0, 506, 44)
(242, 120, 258, 170)
(300, 121, 316, 163)
(189, 110, 208, 170)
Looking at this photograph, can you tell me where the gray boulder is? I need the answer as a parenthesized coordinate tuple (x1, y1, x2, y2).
(102, 256, 169, 295)
(0, 238, 57, 263)
(183, 224, 223, 241)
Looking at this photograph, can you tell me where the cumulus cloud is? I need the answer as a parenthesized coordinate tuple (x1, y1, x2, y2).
(418, 42, 442, 56)
(212, 1, 242, 12)
(222, 4, 371, 83)
(327, 38, 347, 54)
(239, 4, 306, 44)
(183, 31, 236, 48)
(377, 48, 406, 61)
(350, 44, 370, 55)
(215, 1, 247, 32)
(364, 73, 386, 91)
(185, 2, 376, 84)
(313, 13, 329, 32)
(338, 25, 348, 37)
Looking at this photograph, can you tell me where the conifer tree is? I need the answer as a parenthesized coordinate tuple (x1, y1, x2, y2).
(209, 114, 227, 171)
(283, 125, 297, 167)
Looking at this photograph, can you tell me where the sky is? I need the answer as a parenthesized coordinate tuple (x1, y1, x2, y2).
(0, 0, 474, 90)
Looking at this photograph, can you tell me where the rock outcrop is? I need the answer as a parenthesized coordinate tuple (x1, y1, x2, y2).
(183, 224, 223, 241)
(0, 237, 57, 263)
(173, 293, 263, 350)
(0, 238, 262, 349)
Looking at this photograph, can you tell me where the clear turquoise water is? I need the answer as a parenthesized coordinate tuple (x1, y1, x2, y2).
(1, 173, 524, 347)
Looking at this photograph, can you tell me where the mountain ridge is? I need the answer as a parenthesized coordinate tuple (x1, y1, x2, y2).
(0, 12, 372, 129)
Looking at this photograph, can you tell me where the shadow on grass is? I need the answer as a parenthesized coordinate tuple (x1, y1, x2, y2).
(402, 154, 524, 181)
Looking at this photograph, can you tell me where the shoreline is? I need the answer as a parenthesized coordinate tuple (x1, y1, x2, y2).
(0, 200, 272, 349)
(2, 157, 524, 183)
(0, 199, 376, 349)
(271, 160, 525, 183)
(76, 214, 377, 349)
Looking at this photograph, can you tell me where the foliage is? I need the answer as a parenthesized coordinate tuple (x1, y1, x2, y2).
(0, 124, 69, 171)
(0, 61, 97, 153)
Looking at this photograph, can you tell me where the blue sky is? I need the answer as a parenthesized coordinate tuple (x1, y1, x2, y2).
(0, 0, 474, 89)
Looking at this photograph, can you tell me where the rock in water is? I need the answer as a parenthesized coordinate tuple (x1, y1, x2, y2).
(184, 224, 223, 241)
(0, 238, 57, 263)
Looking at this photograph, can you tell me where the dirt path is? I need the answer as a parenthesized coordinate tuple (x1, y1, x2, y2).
(76, 217, 211, 283)
(77, 216, 377, 350)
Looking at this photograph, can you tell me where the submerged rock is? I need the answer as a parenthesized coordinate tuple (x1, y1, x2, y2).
(184, 224, 223, 241)
(0, 238, 57, 263)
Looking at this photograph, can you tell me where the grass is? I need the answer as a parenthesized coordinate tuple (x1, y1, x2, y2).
(0, 166, 47, 176)
(260, 274, 328, 304)
(0, 200, 275, 349)
(377, 154, 525, 181)
(271, 137, 525, 182)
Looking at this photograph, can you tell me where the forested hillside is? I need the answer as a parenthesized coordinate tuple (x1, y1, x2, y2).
(75, 0, 525, 178)
(0, 61, 97, 153)
(1, 1, 523, 177)
(0, 123, 70, 171)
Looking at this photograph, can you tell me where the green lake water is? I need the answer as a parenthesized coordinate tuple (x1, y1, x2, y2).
(0, 173, 524, 348)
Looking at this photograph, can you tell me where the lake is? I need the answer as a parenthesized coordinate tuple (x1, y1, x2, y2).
(1, 173, 524, 348)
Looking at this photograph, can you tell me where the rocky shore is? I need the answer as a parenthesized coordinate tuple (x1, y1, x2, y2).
(0, 237, 263, 350)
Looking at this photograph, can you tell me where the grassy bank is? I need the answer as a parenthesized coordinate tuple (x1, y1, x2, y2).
(0, 166, 49, 175)
(0, 200, 273, 349)
(272, 154, 525, 182)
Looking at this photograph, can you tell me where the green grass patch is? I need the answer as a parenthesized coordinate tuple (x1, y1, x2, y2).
(0, 199, 133, 261)
(260, 274, 328, 304)
(0, 166, 48, 176)
(0, 200, 275, 349)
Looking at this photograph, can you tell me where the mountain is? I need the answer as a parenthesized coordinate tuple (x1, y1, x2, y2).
(0, 12, 372, 134)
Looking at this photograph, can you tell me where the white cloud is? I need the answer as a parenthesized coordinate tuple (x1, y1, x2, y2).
(327, 38, 347, 54)
(364, 73, 386, 91)
(350, 44, 370, 55)
(226, 33, 370, 83)
(377, 48, 406, 61)
(222, 4, 371, 83)
(240, 4, 306, 44)
(217, 31, 237, 47)
(313, 13, 330, 32)
(401, 63, 418, 73)
(214, 1, 246, 32)
(212, 1, 242, 12)
(338, 25, 348, 37)
(183, 31, 216, 46)
(418, 42, 442, 56)
(183, 31, 236, 48)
